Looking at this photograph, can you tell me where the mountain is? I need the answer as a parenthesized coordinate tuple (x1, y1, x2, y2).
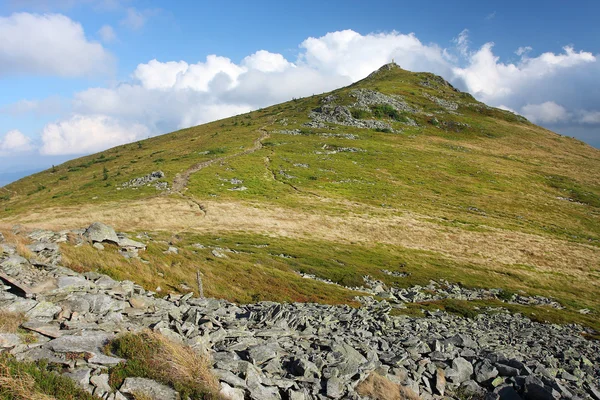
(1, 63, 599, 328)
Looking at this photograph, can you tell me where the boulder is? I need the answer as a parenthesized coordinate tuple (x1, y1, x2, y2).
(446, 357, 473, 384)
(83, 222, 119, 244)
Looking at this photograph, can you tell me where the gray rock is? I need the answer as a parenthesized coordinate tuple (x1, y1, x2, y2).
(220, 382, 245, 400)
(90, 374, 112, 397)
(0, 333, 21, 348)
(120, 377, 179, 400)
(248, 343, 280, 365)
(586, 383, 600, 400)
(497, 363, 520, 377)
(330, 343, 367, 377)
(495, 385, 523, 400)
(63, 368, 92, 388)
(25, 301, 61, 321)
(84, 222, 119, 244)
(49, 331, 113, 354)
(523, 376, 558, 400)
(446, 357, 473, 384)
(326, 376, 344, 398)
(476, 360, 499, 383)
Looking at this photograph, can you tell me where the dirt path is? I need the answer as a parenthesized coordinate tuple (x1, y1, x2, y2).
(171, 127, 270, 193)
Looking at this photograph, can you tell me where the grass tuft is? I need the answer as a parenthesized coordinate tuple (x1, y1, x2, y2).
(0, 353, 97, 400)
(107, 330, 224, 399)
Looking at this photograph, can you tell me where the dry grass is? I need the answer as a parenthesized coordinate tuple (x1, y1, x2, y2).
(131, 393, 154, 400)
(149, 331, 219, 395)
(0, 229, 33, 259)
(356, 372, 420, 400)
(0, 311, 25, 333)
(108, 330, 223, 399)
(0, 353, 97, 400)
(0, 362, 54, 400)
(3, 196, 596, 276)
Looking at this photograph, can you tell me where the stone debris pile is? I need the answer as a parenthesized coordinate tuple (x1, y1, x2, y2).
(120, 171, 168, 191)
(0, 225, 598, 400)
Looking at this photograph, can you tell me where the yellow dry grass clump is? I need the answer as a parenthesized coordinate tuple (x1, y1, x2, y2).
(0, 311, 25, 333)
(356, 373, 420, 400)
(0, 362, 54, 400)
(108, 330, 224, 399)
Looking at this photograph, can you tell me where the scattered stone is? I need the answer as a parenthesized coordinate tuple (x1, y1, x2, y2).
(84, 222, 119, 244)
(120, 377, 179, 400)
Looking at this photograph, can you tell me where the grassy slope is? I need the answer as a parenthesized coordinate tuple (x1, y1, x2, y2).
(1, 65, 599, 330)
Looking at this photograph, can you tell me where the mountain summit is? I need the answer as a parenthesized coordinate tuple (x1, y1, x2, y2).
(0, 64, 599, 319)
(1, 64, 600, 399)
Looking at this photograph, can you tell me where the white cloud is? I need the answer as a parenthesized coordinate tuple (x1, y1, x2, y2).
(40, 115, 149, 155)
(120, 7, 145, 30)
(578, 110, 600, 124)
(453, 43, 595, 101)
(0, 12, 113, 77)
(521, 102, 570, 124)
(485, 11, 496, 20)
(497, 105, 518, 114)
(0, 130, 34, 154)
(17, 28, 600, 157)
(453, 29, 470, 56)
(243, 50, 293, 73)
(98, 24, 116, 43)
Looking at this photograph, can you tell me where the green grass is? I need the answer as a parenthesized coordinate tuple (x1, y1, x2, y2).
(0, 353, 97, 400)
(58, 230, 600, 332)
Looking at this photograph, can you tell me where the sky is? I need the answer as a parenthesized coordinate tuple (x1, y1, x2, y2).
(0, 0, 599, 185)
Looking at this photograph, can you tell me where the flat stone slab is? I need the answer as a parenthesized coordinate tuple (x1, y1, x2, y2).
(0, 272, 34, 298)
(120, 377, 179, 400)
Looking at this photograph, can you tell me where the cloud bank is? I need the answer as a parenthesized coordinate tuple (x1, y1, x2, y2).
(2, 22, 600, 155)
(0, 12, 113, 77)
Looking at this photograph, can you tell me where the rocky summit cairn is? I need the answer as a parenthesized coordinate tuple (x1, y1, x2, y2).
(0, 224, 599, 400)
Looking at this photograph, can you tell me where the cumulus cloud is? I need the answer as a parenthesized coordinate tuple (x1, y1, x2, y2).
(40, 115, 149, 155)
(10, 28, 600, 156)
(98, 24, 116, 43)
(453, 43, 595, 102)
(242, 50, 293, 73)
(0, 130, 34, 155)
(521, 102, 570, 124)
(0, 12, 113, 77)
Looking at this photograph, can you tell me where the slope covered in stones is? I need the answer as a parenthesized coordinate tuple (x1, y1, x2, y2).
(1, 225, 599, 400)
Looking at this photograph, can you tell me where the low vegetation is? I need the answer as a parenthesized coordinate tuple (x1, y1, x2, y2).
(0, 354, 97, 400)
(0, 311, 25, 333)
(106, 331, 224, 399)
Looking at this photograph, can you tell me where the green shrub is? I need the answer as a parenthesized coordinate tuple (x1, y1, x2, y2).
(350, 108, 370, 119)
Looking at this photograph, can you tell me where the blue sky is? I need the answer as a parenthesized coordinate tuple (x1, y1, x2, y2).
(0, 0, 599, 184)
